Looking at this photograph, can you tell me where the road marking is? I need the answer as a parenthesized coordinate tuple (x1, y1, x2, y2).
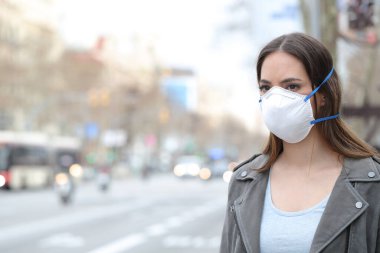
(0, 200, 153, 243)
(164, 216, 183, 228)
(164, 235, 192, 247)
(163, 235, 221, 248)
(87, 199, 225, 252)
(39, 233, 85, 248)
(88, 234, 146, 253)
(145, 224, 167, 237)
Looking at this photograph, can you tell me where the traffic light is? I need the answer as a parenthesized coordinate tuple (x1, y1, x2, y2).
(348, 0, 374, 30)
(159, 107, 170, 124)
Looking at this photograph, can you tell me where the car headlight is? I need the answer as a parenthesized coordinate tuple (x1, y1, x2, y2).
(223, 171, 233, 183)
(0, 175, 6, 187)
(188, 164, 200, 176)
(55, 173, 69, 185)
(69, 164, 83, 178)
(174, 165, 185, 177)
(199, 168, 212, 180)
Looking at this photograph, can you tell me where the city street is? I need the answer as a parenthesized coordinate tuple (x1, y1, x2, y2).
(0, 174, 228, 253)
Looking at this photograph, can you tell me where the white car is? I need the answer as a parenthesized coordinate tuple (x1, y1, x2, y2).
(173, 155, 203, 178)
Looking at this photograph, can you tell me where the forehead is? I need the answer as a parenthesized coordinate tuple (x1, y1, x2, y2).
(260, 51, 308, 81)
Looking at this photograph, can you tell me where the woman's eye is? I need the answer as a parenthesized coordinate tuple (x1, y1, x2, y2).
(286, 84, 300, 91)
(259, 85, 271, 93)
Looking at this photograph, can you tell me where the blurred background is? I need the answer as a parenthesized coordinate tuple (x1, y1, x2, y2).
(0, 0, 379, 252)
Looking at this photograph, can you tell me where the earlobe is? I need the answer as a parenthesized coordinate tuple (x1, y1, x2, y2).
(320, 96, 326, 107)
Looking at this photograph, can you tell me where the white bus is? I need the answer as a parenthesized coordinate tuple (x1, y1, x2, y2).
(0, 132, 84, 190)
(0, 131, 52, 190)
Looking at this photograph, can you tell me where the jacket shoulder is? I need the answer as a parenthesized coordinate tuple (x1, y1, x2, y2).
(372, 156, 380, 170)
(231, 153, 268, 181)
(232, 153, 262, 172)
(226, 154, 267, 203)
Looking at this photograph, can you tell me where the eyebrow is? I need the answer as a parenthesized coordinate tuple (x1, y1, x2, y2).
(259, 78, 303, 84)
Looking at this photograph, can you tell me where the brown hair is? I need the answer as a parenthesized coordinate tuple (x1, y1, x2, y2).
(256, 32, 378, 172)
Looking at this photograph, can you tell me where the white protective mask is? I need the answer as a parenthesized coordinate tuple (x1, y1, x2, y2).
(259, 68, 338, 143)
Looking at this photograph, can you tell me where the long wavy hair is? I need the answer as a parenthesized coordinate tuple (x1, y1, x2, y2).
(256, 33, 378, 172)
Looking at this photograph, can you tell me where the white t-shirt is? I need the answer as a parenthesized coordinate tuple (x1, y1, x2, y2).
(260, 177, 329, 253)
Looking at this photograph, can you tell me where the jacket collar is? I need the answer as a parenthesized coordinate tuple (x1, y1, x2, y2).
(342, 156, 380, 182)
(234, 155, 380, 182)
(233, 155, 380, 253)
(234, 154, 267, 181)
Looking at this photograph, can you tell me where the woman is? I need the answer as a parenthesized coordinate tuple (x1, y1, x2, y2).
(220, 33, 380, 253)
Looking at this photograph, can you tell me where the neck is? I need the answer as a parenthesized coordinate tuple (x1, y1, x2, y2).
(280, 128, 336, 169)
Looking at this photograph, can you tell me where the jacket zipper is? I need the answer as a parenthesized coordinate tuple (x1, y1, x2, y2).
(230, 204, 249, 252)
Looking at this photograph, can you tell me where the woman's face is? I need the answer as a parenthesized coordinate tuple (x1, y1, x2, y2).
(259, 51, 313, 96)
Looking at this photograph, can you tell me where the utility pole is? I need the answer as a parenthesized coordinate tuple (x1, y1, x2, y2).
(320, 0, 338, 63)
(299, 0, 338, 61)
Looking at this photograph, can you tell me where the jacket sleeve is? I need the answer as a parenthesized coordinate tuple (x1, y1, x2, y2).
(220, 162, 248, 252)
(220, 201, 231, 252)
(220, 154, 261, 253)
(374, 157, 380, 253)
(220, 173, 235, 253)
(377, 224, 380, 253)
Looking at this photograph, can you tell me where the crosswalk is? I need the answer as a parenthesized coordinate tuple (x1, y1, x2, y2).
(39, 233, 85, 248)
(86, 199, 225, 253)
(38, 234, 221, 250)
(0, 176, 227, 253)
(162, 235, 220, 249)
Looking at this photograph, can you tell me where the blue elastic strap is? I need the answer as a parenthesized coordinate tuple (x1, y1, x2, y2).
(310, 114, 339, 125)
(304, 67, 334, 102)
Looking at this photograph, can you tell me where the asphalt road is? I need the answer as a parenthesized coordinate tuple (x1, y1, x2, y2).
(0, 174, 228, 253)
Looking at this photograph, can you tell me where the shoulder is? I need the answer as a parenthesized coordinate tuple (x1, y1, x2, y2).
(231, 153, 267, 178)
(343, 156, 380, 181)
(372, 156, 380, 172)
(372, 156, 380, 166)
(226, 154, 268, 199)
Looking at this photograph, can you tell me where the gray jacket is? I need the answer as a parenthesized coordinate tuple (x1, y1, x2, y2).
(220, 154, 380, 253)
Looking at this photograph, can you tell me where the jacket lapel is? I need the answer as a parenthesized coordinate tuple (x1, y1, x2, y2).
(233, 155, 269, 253)
(309, 171, 368, 253)
(310, 157, 380, 253)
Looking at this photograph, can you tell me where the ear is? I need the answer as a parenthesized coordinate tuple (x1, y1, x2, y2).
(316, 93, 326, 107)
(321, 95, 326, 106)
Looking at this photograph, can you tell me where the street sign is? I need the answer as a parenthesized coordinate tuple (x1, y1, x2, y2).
(85, 123, 99, 140)
(101, 129, 127, 147)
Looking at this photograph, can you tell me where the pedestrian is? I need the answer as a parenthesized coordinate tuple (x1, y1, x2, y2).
(220, 32, 380, 253)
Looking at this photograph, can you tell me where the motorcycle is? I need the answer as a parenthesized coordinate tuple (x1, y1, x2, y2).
(53, 149, 82, 205)
(97, 166, 111, 192)
(54, 172, 74, 204)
